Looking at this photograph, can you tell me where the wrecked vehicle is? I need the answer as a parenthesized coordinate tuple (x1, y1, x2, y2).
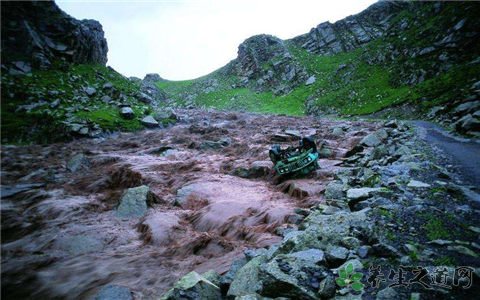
(269, 136, 319, 176)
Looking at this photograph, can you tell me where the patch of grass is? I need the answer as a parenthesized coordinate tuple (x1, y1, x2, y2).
(423, 218, 451, 240)
(1, 63, 146, 143)
(433, 256, 456, 266)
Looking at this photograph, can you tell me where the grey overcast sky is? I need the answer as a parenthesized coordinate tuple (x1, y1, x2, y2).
(57, 0, 377, 80)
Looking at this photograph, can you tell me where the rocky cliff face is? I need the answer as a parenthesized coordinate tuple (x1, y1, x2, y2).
(1, 0, 108, 74)
(291, 1, 406, 55)
(227, 34, 308, 95)
(161, 1, 479, 136)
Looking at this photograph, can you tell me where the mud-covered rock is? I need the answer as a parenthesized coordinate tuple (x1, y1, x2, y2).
(94, 285, 132, 300)
(116, 185, 151, 218)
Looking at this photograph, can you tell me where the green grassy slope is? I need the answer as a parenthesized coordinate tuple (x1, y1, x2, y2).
(1, 64, 149, 143)
(154, 2, 479, 120)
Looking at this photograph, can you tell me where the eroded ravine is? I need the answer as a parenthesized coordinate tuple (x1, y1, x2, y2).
(1, 110, 378, 299)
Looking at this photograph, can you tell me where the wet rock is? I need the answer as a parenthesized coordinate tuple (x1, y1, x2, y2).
(360, 133, 382, 147)
(200, 138, 231, 150)
(161, 271, 221, 300)
(318, 275, 336, 299)
(67, 153, 90, 172)
(407, 180, 431, 189)
(233, 161, 271, 179)
(324, 181, 345, 200)
(116, 185, 150, 218)
(259, 254, 326, 299)
(326, 246, 349, 267)
(279, 210, 369, 253)
(346, 187, 382, 200)
(279, 180, 324, 199)
(95, 285, 132, 300)
(220, 258, 247, 294)
(228, 256, 268, 298)
(332, 127, 344, 136)
(288, 249, 325, 264)
(120, 107, 135, 119)
(318, 146, 333, 159)
(141, 115, 159, 128)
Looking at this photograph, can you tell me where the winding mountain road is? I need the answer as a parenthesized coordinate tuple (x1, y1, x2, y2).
(414, 121, 480, 188)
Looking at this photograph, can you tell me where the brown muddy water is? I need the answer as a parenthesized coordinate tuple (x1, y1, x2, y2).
(1, 109, 378, 299)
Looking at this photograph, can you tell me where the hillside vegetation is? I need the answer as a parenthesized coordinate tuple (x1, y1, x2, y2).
(156, 1, 480, 136)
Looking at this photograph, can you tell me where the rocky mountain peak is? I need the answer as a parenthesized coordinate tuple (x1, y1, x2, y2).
(229, 34, 308, 95)
(291, 1, 407, 55)
(1, 0, 108, 74)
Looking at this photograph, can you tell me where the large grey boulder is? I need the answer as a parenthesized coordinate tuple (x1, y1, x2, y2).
(161, 271, 221, 300)
(116, 185, 150, 218)
(227, 256, 268, 298)
(67, 153, 90, 172)
(346, 187, 382, 200)
(120, 107, 134, 119)
(141, 115, 159, 128)
(278, 210, 370, 253)
(259, 254, 328, 299)
(360, 133, 382, 147)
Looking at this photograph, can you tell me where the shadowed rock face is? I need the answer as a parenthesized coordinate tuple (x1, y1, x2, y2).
(227, 34, 308, 95)
(1, 0, 108, 71)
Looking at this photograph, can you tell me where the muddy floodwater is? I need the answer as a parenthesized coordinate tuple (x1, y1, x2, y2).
(1, 110, 378, 299)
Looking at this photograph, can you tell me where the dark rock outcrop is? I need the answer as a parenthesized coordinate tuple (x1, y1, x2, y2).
(227, 34, 308, 95)
(291, 1, 407, 55)
(1, 0, 108, 72)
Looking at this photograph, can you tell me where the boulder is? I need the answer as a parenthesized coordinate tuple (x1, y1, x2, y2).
(120, 107, 134, 119)
(141, 116, 159, 128)
(318, 275, 336, 298)
(227, 256, 268, 298)
(346, 187, 382, 200)
(407, 180, 431, 189)
(84, 86, 97, 97)
(288, 249, 325, 264)
(95, 285, 132, 300)
(278, 210, 370, 253)
(325, 246, 349, 267)
(305, 75, 316, 86)
(360, 133, 382, 147)
(324, 182, 345, 200)
(116, 185, 150, 218)
(67, 153, 90, 172)
(161, 271, 221, 300)
(259, 254, 327, 299)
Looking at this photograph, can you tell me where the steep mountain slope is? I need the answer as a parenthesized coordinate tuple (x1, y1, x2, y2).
(158, 1, 480, 136)
(1, 1, 171, 144)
